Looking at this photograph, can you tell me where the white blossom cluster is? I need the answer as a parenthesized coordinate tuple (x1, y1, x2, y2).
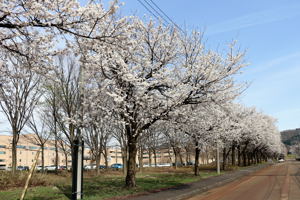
(171, 103, 283, 158)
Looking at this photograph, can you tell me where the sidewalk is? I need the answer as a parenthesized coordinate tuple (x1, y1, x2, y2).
(127, 163, 272, 200)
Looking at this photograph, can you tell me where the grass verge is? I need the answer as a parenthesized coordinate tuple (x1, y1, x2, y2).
(0, 168, 220, 200)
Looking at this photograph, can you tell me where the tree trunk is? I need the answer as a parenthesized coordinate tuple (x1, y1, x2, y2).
(222, 148, 231, 170)
(222, 148, 226, 170)
(153, 150, 157, 167)
(231, 144, 236, 166)
(173, 147, 178, 169)
(194, 145, 201, 176)
(185, 148, 190, 164)
(41, 144, 45, 173)
(205, 146, 209, 164)
(95, 152, 101, 175)
(53, 90, 59, 174)
(242, 142, 249, 166)
(256, 152, 259, 164)
(65, 153, 68, 170)
(54, 122, 58, 174)
(104, 148, 108, 170)
(138, 146, 143, 172)
(122, 147, 128, 175)
(237, 146, 241, 166)
(148, 151, 152, 167)
(179, 150, 184, 166)
(125, 134, 138, 188)
(168, 147, 173, 164)
(243, 151, 247, 166)
(247, 153, 251, 166)
(12, 129, 18, 174)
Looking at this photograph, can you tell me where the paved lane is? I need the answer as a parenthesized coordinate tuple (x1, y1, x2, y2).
(187, 161, 300, 200)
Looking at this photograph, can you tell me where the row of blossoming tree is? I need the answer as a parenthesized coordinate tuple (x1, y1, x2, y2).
(0, 0, 283, 187)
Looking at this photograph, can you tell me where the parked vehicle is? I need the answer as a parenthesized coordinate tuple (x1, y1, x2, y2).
(59, 166, 67, 170)
(99, 165, 106, 169)
(111, 163, 123, 169)
(186, 162, 195, 166)
(17, 166, 29, 171)
(84, 164, 97, 170)
(278, 159, 285, 163)
(45, 165, 56, 171)
(172, 162, 184, 167)
(35, 165, 43, 171)
(156, 163, 172, 167)
(0, 165, 6, 170)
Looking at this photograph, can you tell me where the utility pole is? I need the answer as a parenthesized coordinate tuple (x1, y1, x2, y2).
(71, 138, 84, 200)
(71, 55, 85, 200)
(216, 143, 220, 175)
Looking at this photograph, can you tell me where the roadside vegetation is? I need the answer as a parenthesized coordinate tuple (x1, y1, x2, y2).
(0, 166, 221, 200)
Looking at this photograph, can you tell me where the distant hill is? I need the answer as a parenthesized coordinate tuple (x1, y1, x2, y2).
(281, 128, 300, 146)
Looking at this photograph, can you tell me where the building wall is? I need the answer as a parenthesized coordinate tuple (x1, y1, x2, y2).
(0, 134, 124, 168)
(0, 134, 87, 168)
(0, 134, 213, 169)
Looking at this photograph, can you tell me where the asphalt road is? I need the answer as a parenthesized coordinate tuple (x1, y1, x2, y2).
(186, 160, 300, 200)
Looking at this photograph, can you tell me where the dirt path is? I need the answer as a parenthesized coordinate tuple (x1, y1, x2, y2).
(186, 160, 300, 200)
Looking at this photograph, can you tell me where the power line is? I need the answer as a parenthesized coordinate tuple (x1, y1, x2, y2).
(137, 0, 169, 27)
(141, 0, 171, 25)
(146, 0, 184, 32)
(137, 0, 184, 33)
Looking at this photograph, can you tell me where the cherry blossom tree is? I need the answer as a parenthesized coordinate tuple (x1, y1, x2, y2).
(0, 0, 125, 58)
(1, 0, 284, 189)
(80, 18, 246, 187)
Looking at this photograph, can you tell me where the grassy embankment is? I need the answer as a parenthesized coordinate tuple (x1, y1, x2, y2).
(0, 166, 221, 200)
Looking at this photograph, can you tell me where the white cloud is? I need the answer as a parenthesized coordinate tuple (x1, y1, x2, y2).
(207, 4, 300, 35)
(246, 52, 300, 76)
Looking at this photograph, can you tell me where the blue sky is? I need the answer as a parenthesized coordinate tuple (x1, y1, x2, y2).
(106, 0, 300, 131)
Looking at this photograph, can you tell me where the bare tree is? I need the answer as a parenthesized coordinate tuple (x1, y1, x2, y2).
(25, 113, 51, 172)
(0, 55, 42, 174)
(112, 123, 128, 174)
(144, 127, 164, 167)
(43, 81, 60, 172)
(51, 55, 81, 160)
(83, 121, 112, 175)
(56, 133, 71, 169)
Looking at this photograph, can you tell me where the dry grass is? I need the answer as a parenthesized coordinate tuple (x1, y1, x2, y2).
(0, 171, 69, 190)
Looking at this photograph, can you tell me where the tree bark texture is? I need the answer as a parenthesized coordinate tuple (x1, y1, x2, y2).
(237, 146, 241, 166)
(41, 145, 45, 173)
(194, 142, 200, 176)
(194, 146, 201, 176)
(12, 130, 18, 174)
(231, 144, 236, 166)
(125, 133, 138, 188)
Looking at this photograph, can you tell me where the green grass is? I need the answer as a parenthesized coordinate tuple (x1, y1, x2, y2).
(286, 154, 296, 159)
(0, 168, 220, 200)
(0, 186, 68, 200)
